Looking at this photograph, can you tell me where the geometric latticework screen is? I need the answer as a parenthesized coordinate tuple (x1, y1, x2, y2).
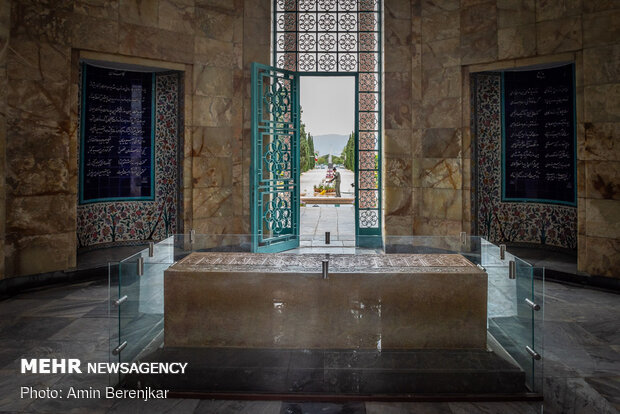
(273, 0, 382, 237)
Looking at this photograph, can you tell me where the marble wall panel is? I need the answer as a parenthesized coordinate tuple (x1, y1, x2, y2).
(385, 0, 411, 19)
(195, 6, 237, 41)
(7, 39, 70, 82)
(10, 2, 73, 46)
(582, 0, 618, 13)
(460, 28, 498, 65)
(421, 0, 460, 16)
(414, 217, 462, 235)
(193, 187, 233, 219)
(7, 195, 75, 235)
(8, 79, 69, 123)
(158, 0, 195, 34)
(585, 199, 620, 239)
(385, 156, 412, 188)
(386, 17, 412, 46)
(421, 97, 461, 128)
(244, 0, 269, 20)
(419, 158, 462, 189)
(585, 161, 620, 200)
(536, 16, 582, 54)
(498, 25, 536, 60)
(584, 123, 620, 161)
(583, 45, 620, 86)
(6, 157, 71, 198)
(385, 99, 412, 130)
(420, 188, 462, 220)
(8, 232, 76, 276)
(192, 95, 232, 127)
(191, 126, 233, 157)
(385, 187, 413, 216)
(385, 129, 413, 156)
(422, 65, 461, 103)
(71, 13, 119, 53)
(0, 0, 7, 280)
(195, 36, 241, 68)
(117, 23, 160, 59)
(584, 236, 620, 278)
(421, 38, 461, 70)
(497, 0, 535, 28)
(577, 197, 586, 235)
(243, 18, 269, 47)
(536, 0, 583, 21)
(384, 215, 414, 236)
(584, 84, 620, 123)
(73, 0, 119, 19)
(192, 156, 233, 188)
(119, 0, 159, 27)
(460, 1, 496, 35)
(583, 9, 620, 48)
(421, 10, 460, 42)
(156, 29, 195, 64)
(385, 46, 413, 73)
(193, 65, 233, 97)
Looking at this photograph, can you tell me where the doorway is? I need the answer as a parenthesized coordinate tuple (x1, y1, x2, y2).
(299, 76, 356, 246)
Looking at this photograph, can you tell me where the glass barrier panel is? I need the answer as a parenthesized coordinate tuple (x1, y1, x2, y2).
(533, 266, 545, 393)
(107, 234, 543, 398)
(115, 251, 168, 384)
(107, 261, 120, 387)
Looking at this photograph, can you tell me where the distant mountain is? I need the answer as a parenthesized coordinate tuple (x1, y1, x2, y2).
(311, 134, 350, 156)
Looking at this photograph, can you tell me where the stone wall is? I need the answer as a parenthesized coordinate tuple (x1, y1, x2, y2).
(3, 0, 270, 278)
(0, 0, 8, 279)
(2, 0, 618, 280)
(382, 0, 620, 278)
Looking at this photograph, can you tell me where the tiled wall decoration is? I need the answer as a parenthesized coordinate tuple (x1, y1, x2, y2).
(77, 73, 179, 248)
(475, 73, 577, 250)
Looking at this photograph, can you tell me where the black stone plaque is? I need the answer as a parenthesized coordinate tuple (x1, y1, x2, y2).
(502, 64, 576, 205)
(80, 64, 154, 203)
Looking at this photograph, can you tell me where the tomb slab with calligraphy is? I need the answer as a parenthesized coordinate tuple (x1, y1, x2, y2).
(80, 64, 154, 203)
(502, 64, 576, 205)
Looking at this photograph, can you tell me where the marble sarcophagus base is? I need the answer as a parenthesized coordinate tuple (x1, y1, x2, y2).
(164, 253, 487, 350)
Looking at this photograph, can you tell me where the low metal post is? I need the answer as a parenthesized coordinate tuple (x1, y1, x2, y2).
(322, 260, 329, 279)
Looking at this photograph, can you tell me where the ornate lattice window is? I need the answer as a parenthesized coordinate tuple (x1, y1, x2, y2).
(273, 0, 382, 236)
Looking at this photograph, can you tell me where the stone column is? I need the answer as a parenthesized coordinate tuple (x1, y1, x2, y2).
(0, 0, 8, 279)
(415, 0, 463, 235)
(581, 3, 620, 277)
(383, 0, 414, 237)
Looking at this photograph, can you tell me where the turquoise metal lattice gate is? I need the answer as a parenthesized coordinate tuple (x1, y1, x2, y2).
(273, 0, 382, 246)
(251, 63, 301, 253)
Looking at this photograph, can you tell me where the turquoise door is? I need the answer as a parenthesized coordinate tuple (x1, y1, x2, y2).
(251, 63, 300, 253)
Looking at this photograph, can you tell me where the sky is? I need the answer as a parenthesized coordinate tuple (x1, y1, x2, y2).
(299, 76, 355, 136)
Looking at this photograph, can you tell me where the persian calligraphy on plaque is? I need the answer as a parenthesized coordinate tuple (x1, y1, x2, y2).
(80, 64, 155, 203)
(501, 64, 576, 205)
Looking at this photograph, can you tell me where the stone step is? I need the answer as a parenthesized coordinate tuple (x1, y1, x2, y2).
(122, 347, 527, 395)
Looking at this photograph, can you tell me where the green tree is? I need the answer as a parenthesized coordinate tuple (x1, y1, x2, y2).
(300, 122, 308, 172)
(341, 131, 355, 171)
(308, 133, 315, 169)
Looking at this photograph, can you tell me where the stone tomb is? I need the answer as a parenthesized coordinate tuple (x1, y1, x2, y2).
(164, 253, 487, 350)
